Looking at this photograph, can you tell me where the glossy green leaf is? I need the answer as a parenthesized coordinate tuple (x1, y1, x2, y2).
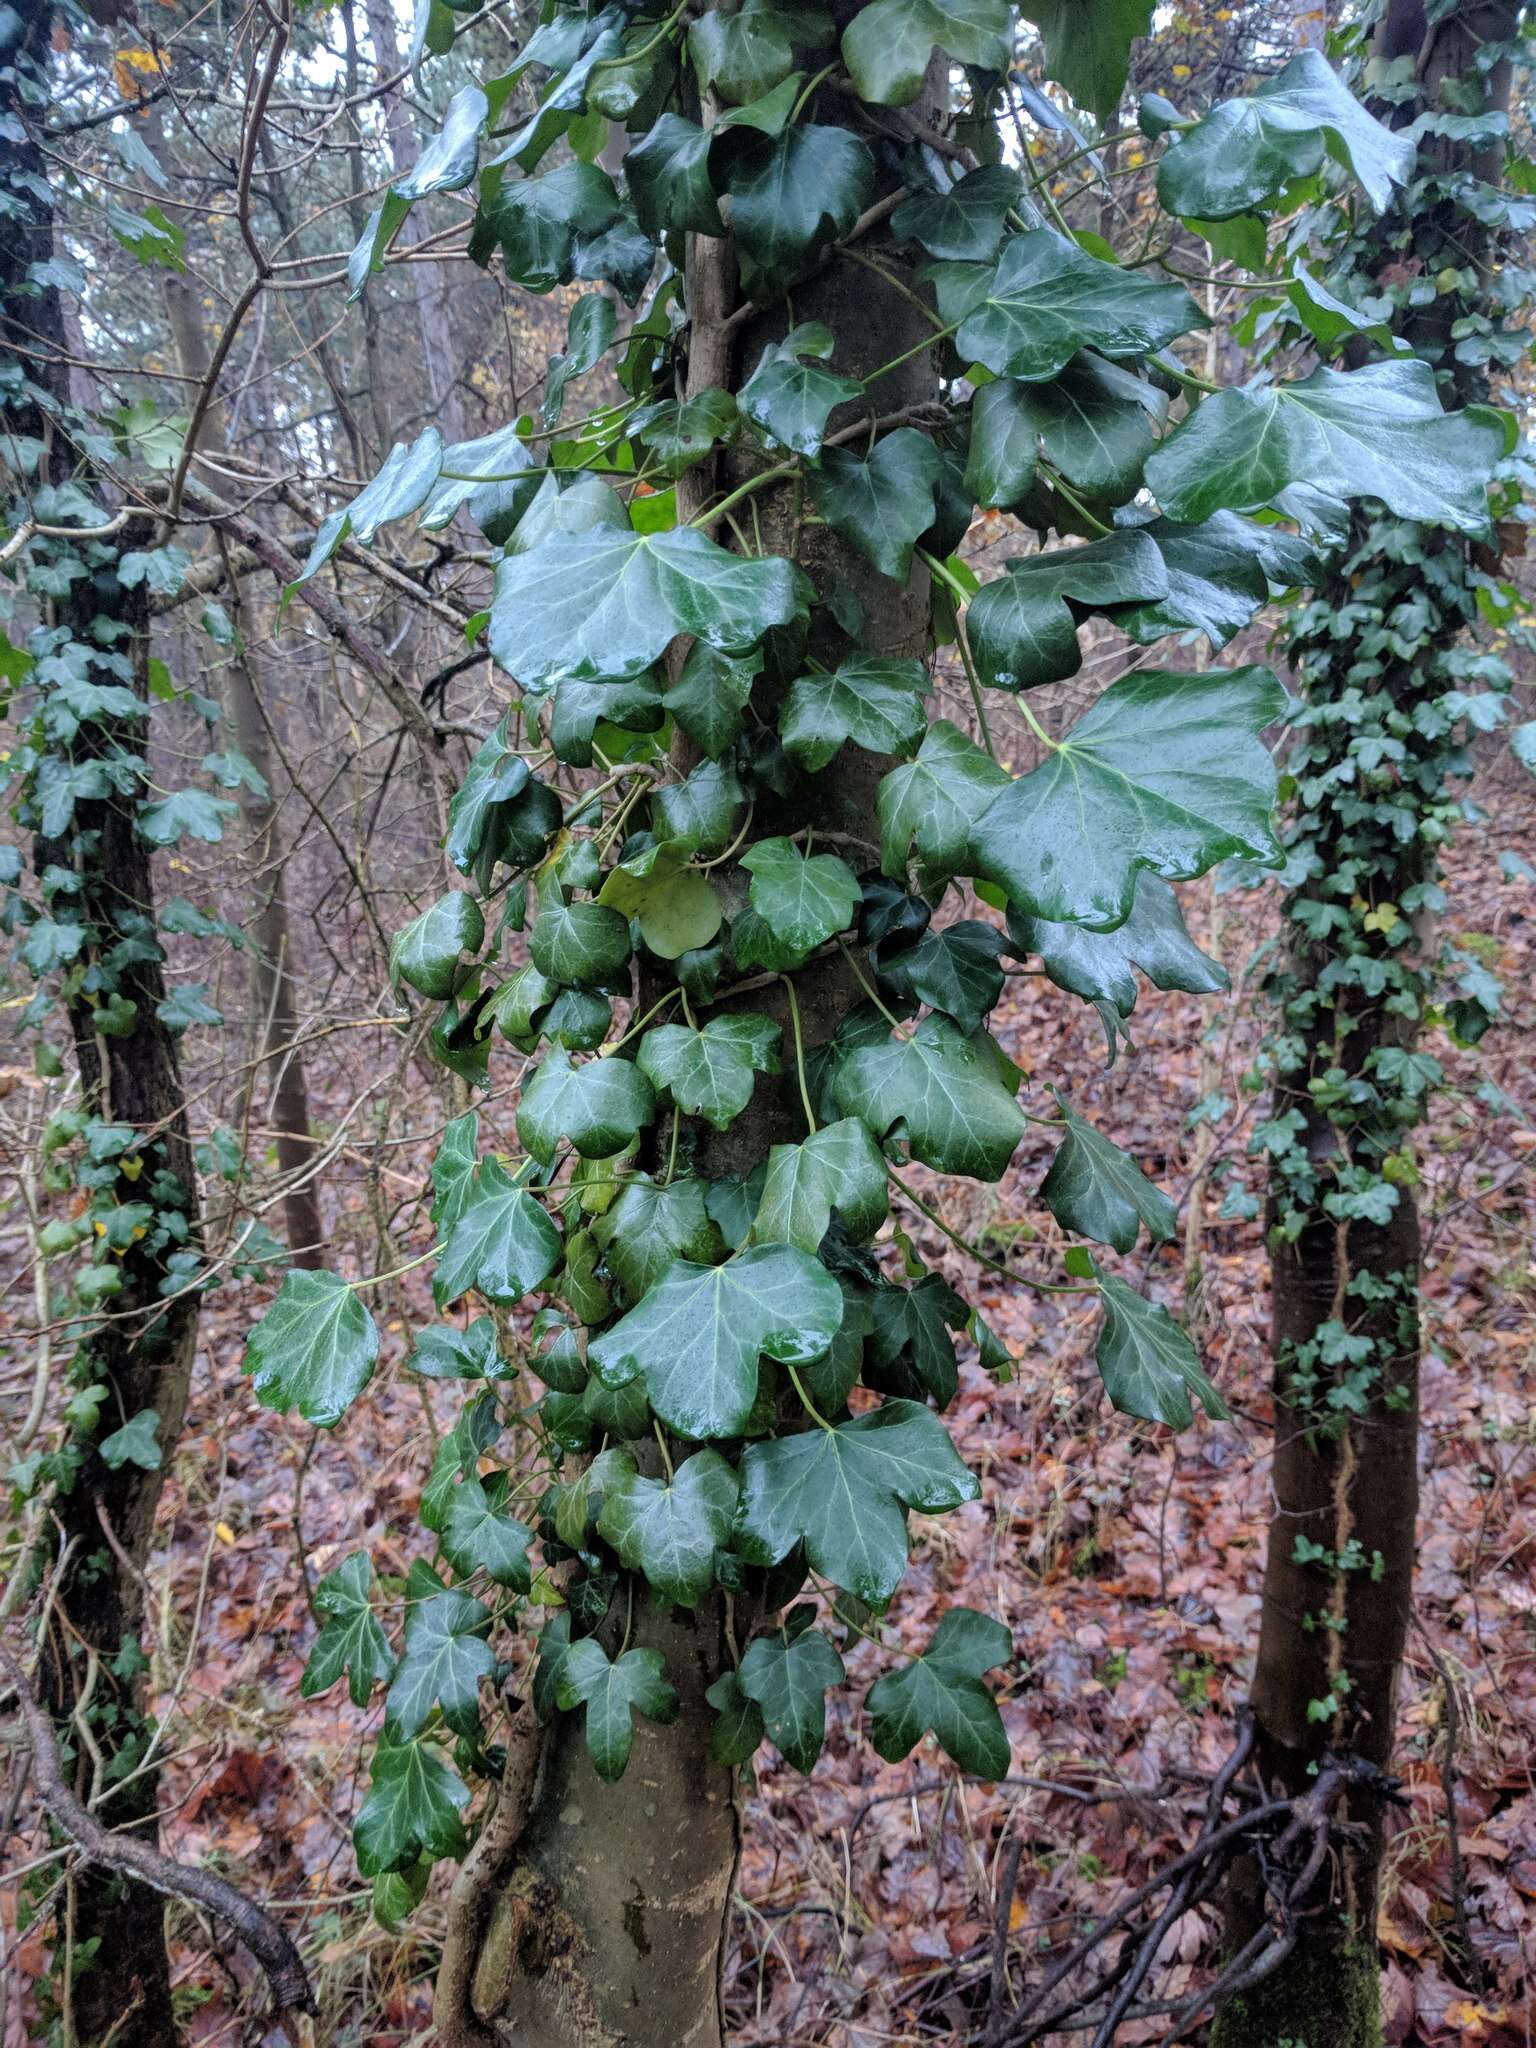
(555, 1639, 679, 1782)
(395, 83, 486, 201)
(833, 1014, 1025, 1181)
(877, 919, 1006, 1035)
(353, 1742, 470, 1878)
(742, 838, 860, 958)
(1019, 0, 1153, 120)
(720, 123, 875, 297)
(688, 0, 832, 105)
(751, 1118, 889, 1252)
(650, 759, 746, 857)
(664, 643, 760, 758)
(964, 380, 1040, 510)
(968, 531, 1167, 692)
(892, 165, 1021, 262)
(733, 1399, 978, 1604)
(517, 1049, 656, 1165)
(626, 112, 722, 237)
(1157, 48, 1415, 220)
(1008, 871, 1227, 1017)
(865, 1607, 1010, 1776)
(739, 322, 863, 458)
(529, 899, 633, 986)
(439, 1478, 535, 1590)
(430, 1112, 480, 1235)
(1041, 1097, 1177, 1253)
(433, 1158, 562, 1308)
(1106, 512, 1321, 649)
(638, 1014, 781, 1132)
(879, 719, 1009, 883)
(407, 1316, 512, 1382)
(780, 656, 928, 771)
(1094, 1268, 1229, 1428)
(389, 891, 483, 999)
(489, 525, 807, 685)
(1015, 354, 1164, 499)
(739, 1619, 845, 1771)
(635, 388, 739, 476)
(595, 1177, 723, 1303)
(596, 840, 723, 959)
(385, 1588, 494, 1740)
(842, 0, 1010, 107)
(969, 665, 1289, 928)
(302, 1553, 394, 1708)
(479, 161, 620, 292)
(1145, 361, 1504, 536)
(597, 1448, 739, 1606)
(705, 1670, 765, 1765)
(589, 1243, 844, 1440)
(445, 718, 530, 875)
(809, 430, 940, 584)
(244, 1270, 379, 1429)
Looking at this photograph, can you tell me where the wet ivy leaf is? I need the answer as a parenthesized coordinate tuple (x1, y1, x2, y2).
(589, 1244, 844, 1440)
(969, 665, 1290, 928)
(445, 719, 529, 873)
(634, 389, 739, 475)
(780, 655, 928, 771)
(1105, 512, 1321, 650)
(517, 1049, 656, 1165)
(844, 0, 1010, 103)
(385, 1588, 495, 1741)
(739, 322, 863, 457)
(433, 1158, 562, 1308)
(479, 161, 620, 292)
(720, 122, 875, 297)
(244, 1269, 379, 1429)
(1094, 1267, 1229, 1428)
(627, 113, 723, 237)
(705, 1670, 765, 1765)
(733, 1399, 979, 1604)
(738, 1618, 845, 1771)
(529, 900, 633, 986)
(1146, 362, 1505, 536)
(933, 231, 1202, 382)
(136, 787, 238, 847)
(742, 838, 860, 958)
(833, 1014, 1025, 1181)
(1008, 872, 1227, 1017)
(964, 380, 1040, 510)
(688, 0, 833, 105)
(555, 1639, 679, 1782)
(1019, 0, 1153, 121)
(1157, 48, 1415, 220)
(877, 919, 1006, 1036)
(430, 1113, 480, 1235)
(595, 1177, 723, 1303)
(892, 164, 1021, 262)
(439, 1479, 535, 1590)
(597, 840, 724, 961)
(1041, 1097, 1177, 1253)
(968, 531, 1167, 692)
(489, 524, 808, 685)
(353, 1741, 470, 1878)
(865, 1607, 1010, 1777)
(751, 1118, 889, 1252)
(390, 892, 483, 1000)
(664, 644, 760, 759)
(651, 758, 747, 858)
(302, 1553, 394, 1708)
(395, 83, 486, 200)
(407, 1316, 512, 1382)
(879, 719, 1008, 884)
(1014, 354, 1163, 500)
(597, 1448, 739, 1606)
(638, 1014, 781, 1132)
(809, 430, 940, 584)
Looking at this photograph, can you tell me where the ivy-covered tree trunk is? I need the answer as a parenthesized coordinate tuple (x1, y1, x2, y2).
(1215, 7, 1520, 2043)
(463, 62, 944, 2048)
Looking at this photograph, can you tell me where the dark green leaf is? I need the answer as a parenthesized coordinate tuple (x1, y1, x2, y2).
(597, 1448, 739, 1605)
(479, 162, 620, 292)
(892, 165, 1021, 262)
(739, 322, 863, 458)
(302, 1552, 395, 1708)
(244, 1270, 379, 1429)
(968, 531, 1167, 692)
(664, 643, 760, 758)
(1041, 1097, 1177, 1253)
(720, 123, 875, 298)
(390, 892, 483, 999)
(1106, 512, 1321, 650)
(433, 1158, 562, 1308)
(638, 1014, 780, 1132)
(877, 919, 1006, 1035)
(650, 758, 746, 857)
(1094, 1267, 1228, 1428)
(781, 656, 928, 771)
(353, 1742, 470, 1877)
(833, 1014, 1025, 1181)
(879, 719, 1008, 883)
(739, 1621, 845, 1771)
(385, 1588, 494, 1740)
(517, 1049, 656, 1165)
(439, 1478, 535, 1590)
(1008, 871, 1227, 1017)
(809, 430, 940, 584)
(595, 1177, 723, 1302)
(705, 1670, 765, 1765)
(742, 838, 860, 958)
(866, 1607, 1010, 1776)
(1019, 0, 1153, 120)
(751, 1118, 889, 1252)
(529, 900, 633, 986)
(407, 1316, 512, 1382)
(555, 1639, 679, 1781)
(689, 0, 833, 106)
(1016, 354, 1163, 499)
(843, 0, 1011, 108)
(627, 113, 722, 236)
(964, 380, 1040, 510)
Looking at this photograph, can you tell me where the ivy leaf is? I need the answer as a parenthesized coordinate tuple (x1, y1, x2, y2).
(99, 1410, 161, 1471)
(892, 165, 1021, 262)
(1010, 355, 1164, 501)
(869, 1274, 968, 1403)
(555, 1639, 679, 1782)
(733, 1399, 979, 1604)
(407, 1317, 512, 1382)
(1018, 0, 1153, 121)
(589, 1244, 845, 1440)
(719, 123, 875, 298)
(1041, 1096, 1177, 1253)
(739, 322, 863, 458)
(635, 389, 739, 476)
(596, 841, 723, 961)
(1156, 48, 1415, 220)
(964, 381, 1040, 510)
(445, 718, 529, 874)
(302, 1553, 395, 1708)
(688, 0, 833, 104)
(1008, 872, 1227, 1018)
(625, 113, 723, 237)
(1094, 1268, 1229, 1429)
(809, 430, 940, 584)
(842, 0, 1010, 106)
(879, 720, 1008, 883)
(968, 531, 1167, 692)
(664, 644, 760, 759)
(389, 892, 483, 1000)
(833, 1014, 1025, 1182)
(705, 1670, 765, 1766)
(638, 1015, 781, 1132)
(593, 1177, 723, 1303)
(385, 1588, 495, 1741)
(488, 525, 808, 685)
(651, 758, 746, 857)
(738, 1618, 845, 1771)
(136, 787, 238, 848)
(430, 1112, 480, 1235)
(1145, 362, 1505, 536)
(865, 1607, 1010, 1777)
(751, 1118, 889, 1252)
(529, 900, 633, 986)
(394, 83, 486, 200)
(877, 919, 1007, 1036)
(478, 161, 621, 292)
(596, 1448, 740, 1606)
(933, 231, 1202, 382)
(1106, 512, 1321, 650)
(433, 1158, 562, 1308)
(439, 1478, 535, 1590)
(353, 1742, 470, 1878)
(517, 1049, 656, 1166)
(742, 838, 860, 958)
(969, 665, 1290, 928)
(244, 1270, 379, 1429)
(780, 656, 929, 771)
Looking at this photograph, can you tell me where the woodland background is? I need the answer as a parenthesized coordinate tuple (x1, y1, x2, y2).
(0, 0, 1533, 2043)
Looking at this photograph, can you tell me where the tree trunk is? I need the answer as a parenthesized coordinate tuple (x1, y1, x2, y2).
(1215, 8, 1517, 2042)
(449, 46, 944, 2048)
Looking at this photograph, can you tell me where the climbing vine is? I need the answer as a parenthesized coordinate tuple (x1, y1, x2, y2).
(232, 0, 1508, 1923)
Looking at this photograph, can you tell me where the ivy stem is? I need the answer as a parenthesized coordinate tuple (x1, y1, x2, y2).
(652, 1420, 674, 1483)
(786, 1364, 835, 1434)
(839, 245, 950, 334)
(588, 0, 687, 78)
(781, 975, 818, 1136)
(605, 986, 682, 1055)
(884, 1166, 1097, 1296)
(791, 60, 837, 123)
(919, 549, 996, 760)
(349, 1243, 440, 1290)
(837, 943, 910, 1036)
(662, 1106, 680, 1185)
(1041, 466, 1115, 537)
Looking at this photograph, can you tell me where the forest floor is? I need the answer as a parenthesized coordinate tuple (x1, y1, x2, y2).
(4, 786, 1532, 2048)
